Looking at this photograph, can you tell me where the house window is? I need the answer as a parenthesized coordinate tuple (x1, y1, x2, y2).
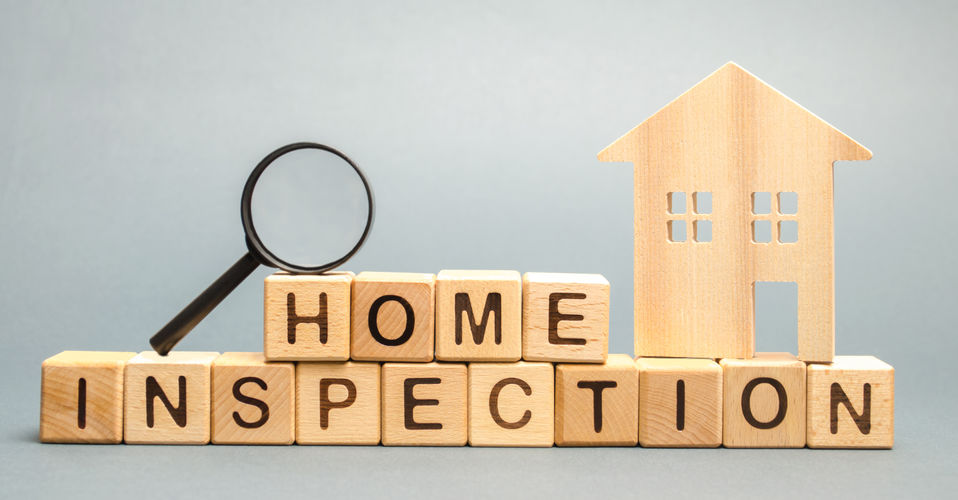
(668, 191, 712, 243)
(751, 192, 798, 244)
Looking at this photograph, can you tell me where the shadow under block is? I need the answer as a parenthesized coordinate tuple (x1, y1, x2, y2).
(123, 351, 219, 444)
(351, 272, 436, 362)
(468, 362, 554, 447)
(555, 354, 638, 446)
(521, 272, 609, 363)
(721, 352, 806, 448)
(211, 352, 294, 445)
(435, 270, 522, 362)
(264, 272, 352, 361)
(296, 361, 381, 445)
(382, 362, 466, 446)
(40, 351, 136, 443)
(806, 356, 894, 449)
(636, 357, 722, 448)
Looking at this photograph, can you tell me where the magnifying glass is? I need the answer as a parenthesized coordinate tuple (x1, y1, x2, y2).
(149, 142, 374, 355)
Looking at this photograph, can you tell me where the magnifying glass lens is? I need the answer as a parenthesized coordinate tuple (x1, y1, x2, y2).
(250, 148, 371, 268)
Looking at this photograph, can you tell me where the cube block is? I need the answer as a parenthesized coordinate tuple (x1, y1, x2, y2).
(806, 356, 894, 449)
(381, 362, 466, 446)
(211, 352, 295, 445)
(264, 272, 352, 361)
(636, 357, 722, 448)
(721, 352, 806, 448)
(555, 354, 638, 446)
(522, 272, 609, 363)
(351, 272, 436, 362)
(296, 361, 381, 445)
(468, 361, 554, 447)
(435, 270, 522, 362)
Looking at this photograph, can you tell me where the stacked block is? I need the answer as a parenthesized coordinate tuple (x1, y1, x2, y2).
(39, 270, 893, 448)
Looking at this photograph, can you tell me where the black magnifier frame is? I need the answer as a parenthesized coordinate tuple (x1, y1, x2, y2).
(149, 142, 374, 355)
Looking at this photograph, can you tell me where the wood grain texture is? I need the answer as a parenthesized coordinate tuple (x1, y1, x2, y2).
(521, 272, 609, 363)
(264, 271, 353, 361)
(435, 270, 522, 362)
(555, 354, 638, 446)
(468, 361, 554, 447)
(636, 357, 721, 448)
(598, 62, 871, 362)
(381, 362, 466, 446)
(40, 351, 135, 443)
(296, 361, 381, 445)
(806, 356, 893, 449)
(351, 272, 436, 362)
(210, 352, 294, 445)
(123, 351, 218, 445)
(721, 352, 806, 448)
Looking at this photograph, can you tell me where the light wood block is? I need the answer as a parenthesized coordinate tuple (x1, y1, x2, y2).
(211, 352, 294, 445)
(123, 351, 218, 444)
(806, 356, 894, 449)
(351, 272, 436, 362)
(381, 362, 466, 446)
(636, 357, 722, 448)
(436, 270, 522, 362)
(264, 271, 352, 361)
(555, 354, 638, 446)
(521, 272, 609, 363)
(468, 362, 554, 447)
(296, 361, 381, 445)
(598, 62, 871, 362)
(721, 352, 806, 448)
(40, 351, 136, 443)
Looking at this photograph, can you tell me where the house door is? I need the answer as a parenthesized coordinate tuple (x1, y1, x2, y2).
(754, 281, 798, 354)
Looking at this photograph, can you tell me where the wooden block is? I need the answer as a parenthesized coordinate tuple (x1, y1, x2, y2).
(435, 270, 522, 362)
(555, 354, 638, 446)
(636, 357, 722, 448)
(264, 271, 352, 361)
(521, 272, 609, 363)
(40, 351, 136, 443)
(598, 63, 872, 362)
(351, 272, 436, 362)
(721, 352, 806, 448)
(296, 361, 381, 445)
(468, 361, 554, 447)
(381, 362, 466, 446)
(806, 356, 894, 449)
(210, 352, 294, 445)
(123, 351, 218, 444)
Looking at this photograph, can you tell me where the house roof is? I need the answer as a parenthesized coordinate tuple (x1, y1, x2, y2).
(597, 62, 872, 163)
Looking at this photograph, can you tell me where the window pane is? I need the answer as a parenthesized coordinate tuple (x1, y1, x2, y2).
(752, 220, 772, 243)
(668, 220, 687, 242)
(668, 192, 686, 214)
(694, 220, 712, 242)
(752, 192, 771, 214)
(779, 220, 798, 243)
(778, 192, 798, 215)
(693, 192, 712, 214)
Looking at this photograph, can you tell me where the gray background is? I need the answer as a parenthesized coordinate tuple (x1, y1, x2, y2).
(1, 0, 955, 498)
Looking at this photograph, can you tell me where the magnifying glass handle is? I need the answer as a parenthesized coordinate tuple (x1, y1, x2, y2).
(149, 252, 261, 355)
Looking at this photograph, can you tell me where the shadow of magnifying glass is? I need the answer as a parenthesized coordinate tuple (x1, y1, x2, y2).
(149, 142, 374, 355)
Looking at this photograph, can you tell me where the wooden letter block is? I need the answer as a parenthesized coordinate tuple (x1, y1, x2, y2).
(468, 362, 554, 447)
(381, 362, 466, 446)
(123, 351, 218, 444)
(522, 272, 609, 363)
(264, 272, 352, 361)
(806, 356, 894, 449)
(636, 357, 722, 448)
(721, 352, 806, 448)
(40, 351, 135, 443)
(211, 352, 294, 445)
(555, 354, 638, 446)
(435, 270, 522, 362)
(296, 361, 381, 445)
(351, 272, 436, 362)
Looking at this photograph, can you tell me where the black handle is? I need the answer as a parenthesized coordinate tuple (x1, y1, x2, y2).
(150, 252, 261, 355)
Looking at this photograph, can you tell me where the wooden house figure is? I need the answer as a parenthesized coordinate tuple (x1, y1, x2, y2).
(598, 62, 871, 362)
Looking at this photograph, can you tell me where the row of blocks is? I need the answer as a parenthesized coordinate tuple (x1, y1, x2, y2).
(265, 270, 609, 362)
(40, 351, 893, 448)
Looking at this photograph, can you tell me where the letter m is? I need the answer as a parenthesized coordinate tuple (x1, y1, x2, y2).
(455, 292, 502, 345)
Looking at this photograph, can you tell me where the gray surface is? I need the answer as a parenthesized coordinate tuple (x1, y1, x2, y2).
(1, 0, 955, 498)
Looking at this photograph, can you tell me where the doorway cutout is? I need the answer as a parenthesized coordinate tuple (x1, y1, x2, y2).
(754, 281, 797, 354)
